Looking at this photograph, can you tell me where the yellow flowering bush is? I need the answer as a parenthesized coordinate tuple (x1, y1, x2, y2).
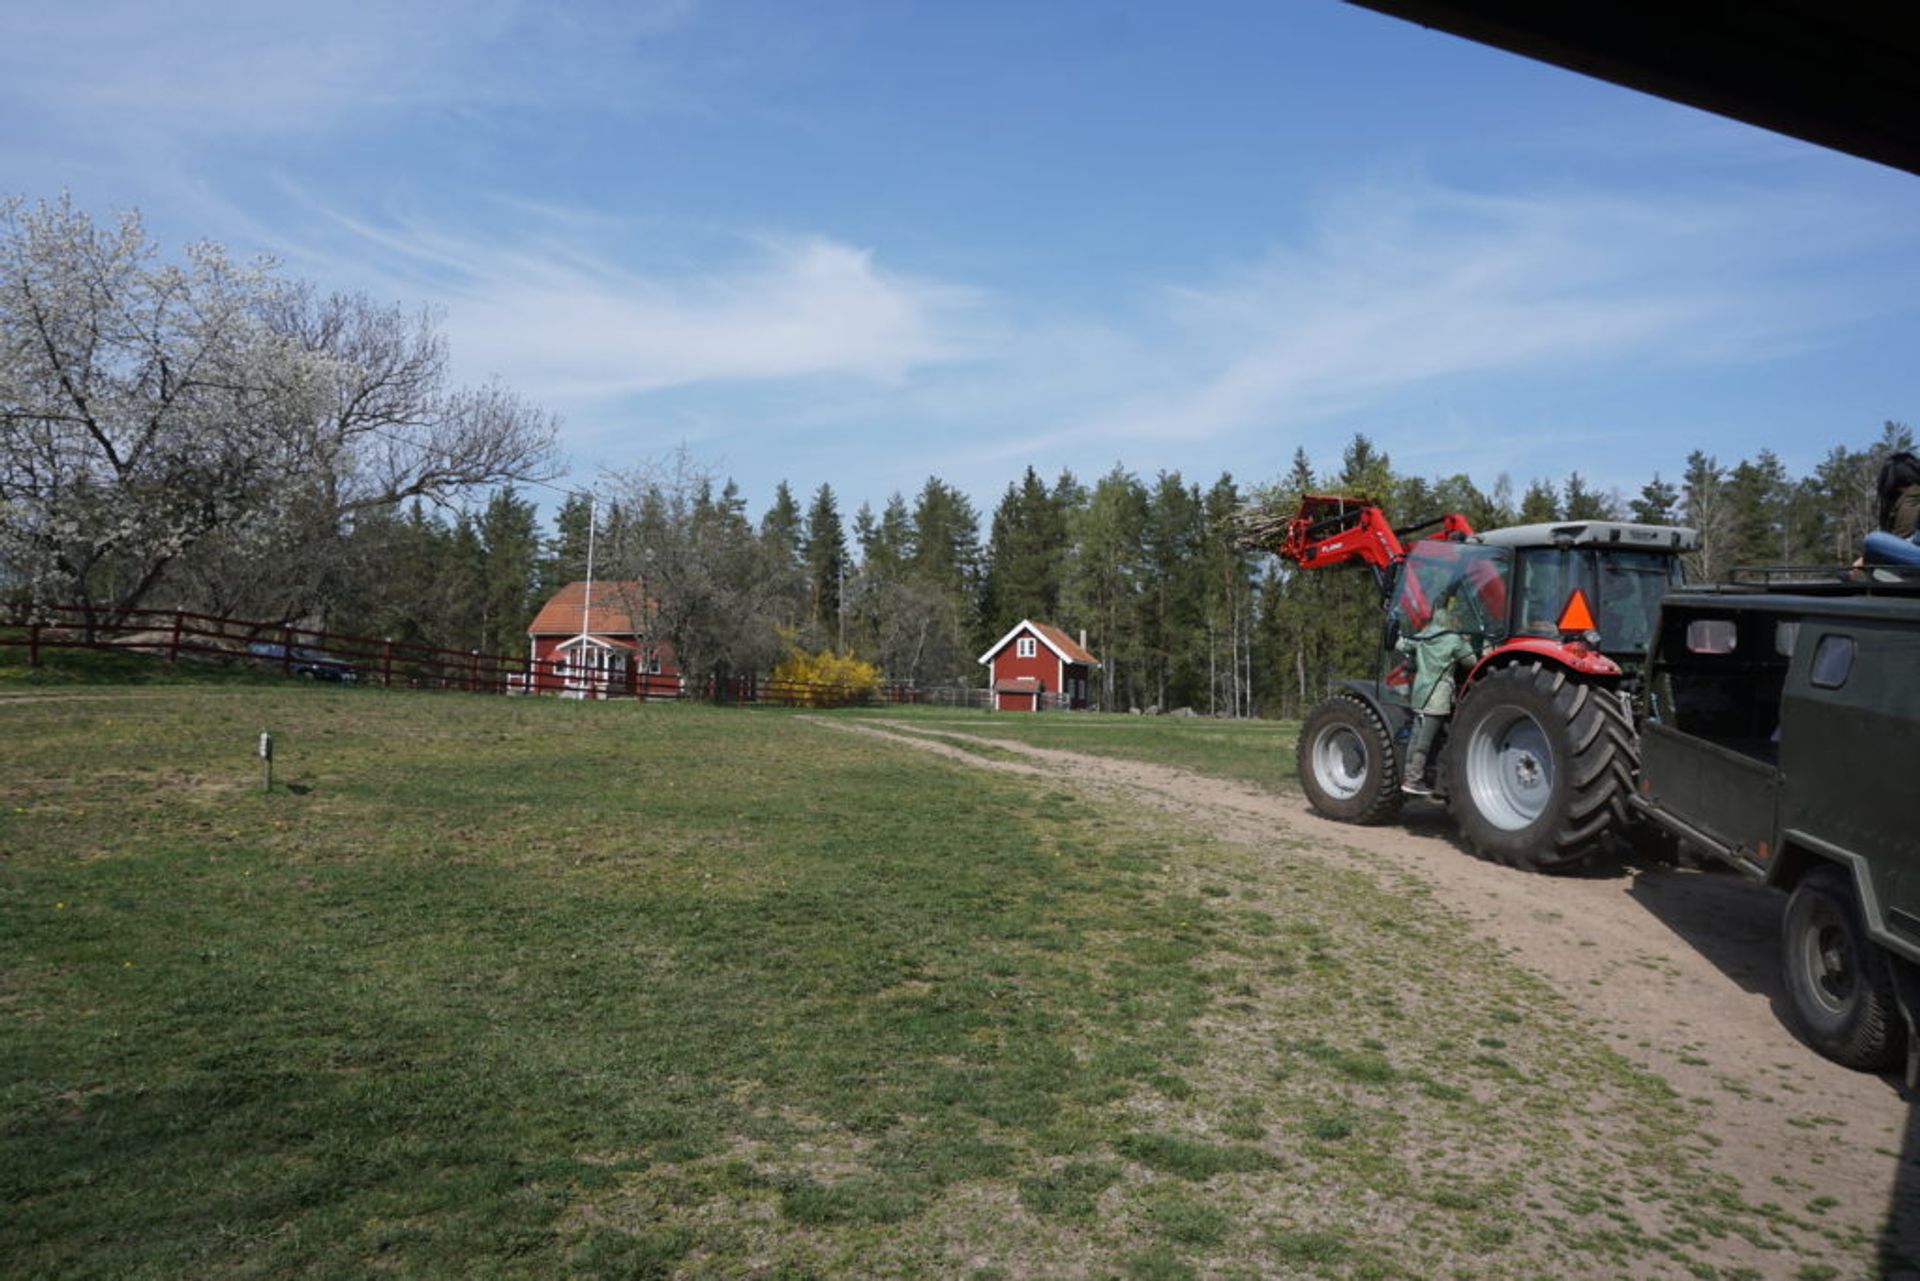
(770, 649, 882, 706)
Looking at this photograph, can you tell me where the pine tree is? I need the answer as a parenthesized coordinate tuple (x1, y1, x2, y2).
(1629, 474, 1680, 525)
(760, 482, 803, 568)
(1201, 473, 1254, 717)
(1065, 465, 1148, 710)
(1518, 479, 1559, 523)
(910, 477, 984, 652)
(541, 494, 594, 596)
(981, 466, 1068, 635)
(803, 483, 847, 646)
(477, 485, 540, 657)
(1562, 472, 1618, 520)
(1723, 450, 1792, 568)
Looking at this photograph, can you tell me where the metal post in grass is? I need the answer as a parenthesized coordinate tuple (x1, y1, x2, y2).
(258, 730, 274, 793)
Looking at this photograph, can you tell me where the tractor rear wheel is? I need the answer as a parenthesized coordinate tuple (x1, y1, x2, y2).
(1297, 692, 1404, 825)
(1445, 662, 1632, 872)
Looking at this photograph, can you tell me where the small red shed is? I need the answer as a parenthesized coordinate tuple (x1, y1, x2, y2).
(526, 581, 680, 698)
(978, 619, 1100, 712)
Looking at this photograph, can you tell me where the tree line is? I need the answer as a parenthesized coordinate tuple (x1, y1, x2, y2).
(4, 197, 1909, 713)
(394, 420, 1905, 716)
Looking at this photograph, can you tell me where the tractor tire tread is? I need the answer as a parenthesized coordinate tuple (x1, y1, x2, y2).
(1446, 663, 1633, 872)
(1297, 691, 1405, 826)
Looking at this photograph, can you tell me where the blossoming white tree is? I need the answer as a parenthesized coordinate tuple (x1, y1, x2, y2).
(0, 195, 558, 627)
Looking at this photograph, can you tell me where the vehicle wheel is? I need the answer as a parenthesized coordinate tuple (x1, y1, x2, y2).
(1445, 662, 1632, 872)
(1781, 865, 1904, 1071)
(1297, 692, 1404, 825)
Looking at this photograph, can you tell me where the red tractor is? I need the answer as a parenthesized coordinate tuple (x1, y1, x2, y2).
(1262, 495, 1696, 870)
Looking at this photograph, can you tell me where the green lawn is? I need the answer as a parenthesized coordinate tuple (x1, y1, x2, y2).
(0, 630, 286, 688)
(1, 686, 1856, 1277)
(847, 705, 1303, 792)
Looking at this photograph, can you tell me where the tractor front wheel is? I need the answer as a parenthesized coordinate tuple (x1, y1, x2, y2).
(1446, 662, 1632, 872)
(1297, 692, 1404, 825)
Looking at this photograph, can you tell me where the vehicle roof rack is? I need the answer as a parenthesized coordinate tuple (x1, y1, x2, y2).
(1698, 564, 1920, 596)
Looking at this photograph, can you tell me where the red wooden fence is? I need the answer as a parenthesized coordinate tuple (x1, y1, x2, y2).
(2, 606, 911, 709)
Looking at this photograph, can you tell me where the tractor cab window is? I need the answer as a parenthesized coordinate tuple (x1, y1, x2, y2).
(1383, 542, 1510, 703)
(1392, 541, 1510, 637)
(1516, 547, 1680, 654)
(1593, 552, 1679, 655)
(1513, 548, 1589, 639)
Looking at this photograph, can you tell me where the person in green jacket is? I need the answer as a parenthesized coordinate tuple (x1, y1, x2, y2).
(1397, 595, 1481, 796)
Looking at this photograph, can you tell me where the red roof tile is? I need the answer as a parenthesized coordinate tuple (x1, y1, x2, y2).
(1030, 621, 1098, 666)
(527, 581, 652, 637)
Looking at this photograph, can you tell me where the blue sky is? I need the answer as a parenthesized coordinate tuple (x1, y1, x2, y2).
(5, 0, 1916, 523)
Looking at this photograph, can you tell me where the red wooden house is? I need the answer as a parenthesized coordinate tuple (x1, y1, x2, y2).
(526, 581, 680, 698)
(977, 619, 1099, 712)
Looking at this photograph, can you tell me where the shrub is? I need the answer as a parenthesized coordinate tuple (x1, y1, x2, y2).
(770, 648, 882, 706)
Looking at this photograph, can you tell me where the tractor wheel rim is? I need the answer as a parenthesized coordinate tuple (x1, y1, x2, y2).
(1313, 724, 1369, 800)
(1465, 706, 1552, 832)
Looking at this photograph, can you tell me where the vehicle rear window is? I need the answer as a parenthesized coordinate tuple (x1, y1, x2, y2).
(1686, 619, 1738, 654)
(1809, 634, 1855, 689)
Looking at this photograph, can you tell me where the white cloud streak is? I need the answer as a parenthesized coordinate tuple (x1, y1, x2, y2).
(0, 0, 696, 137)
(290, 208, 986, 402)
(1010, 178, 1909, 458)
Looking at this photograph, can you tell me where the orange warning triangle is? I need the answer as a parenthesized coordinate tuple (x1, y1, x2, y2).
(1557, 588, 1597, 633)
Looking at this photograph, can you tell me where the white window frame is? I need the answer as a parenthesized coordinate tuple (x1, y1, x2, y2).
(1016, 636, 1037, 658)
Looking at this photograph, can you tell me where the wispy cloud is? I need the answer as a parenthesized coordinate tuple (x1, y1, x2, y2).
(0, 0, 697, 138)
(286, 205, 986, 403)
(994, 177, 1914, 459)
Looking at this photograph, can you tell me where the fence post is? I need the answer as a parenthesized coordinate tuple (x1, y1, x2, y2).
(167, 610, 183, 665)
(469, 649, 479, 693)
(383, 639, 393, 688)
(27, 622, 39, 667)
(281, 626, 294, 676)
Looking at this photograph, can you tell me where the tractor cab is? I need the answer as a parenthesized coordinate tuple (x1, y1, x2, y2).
(1378, 521, 1694, 711)
(1473, 521, 1695, 668)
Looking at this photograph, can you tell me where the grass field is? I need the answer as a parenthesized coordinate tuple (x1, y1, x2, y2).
(1, 681, 1858, 1277)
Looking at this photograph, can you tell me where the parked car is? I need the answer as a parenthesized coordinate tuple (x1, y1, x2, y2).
(246, 641, 358, 682)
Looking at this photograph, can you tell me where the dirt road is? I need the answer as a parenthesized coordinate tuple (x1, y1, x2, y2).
(832, 717, 1920, 1273)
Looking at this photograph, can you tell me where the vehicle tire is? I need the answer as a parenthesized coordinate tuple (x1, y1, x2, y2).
(1445, 662, 1632, 872)
(1781, 865, 1904, 1071)
(1297, 692, 1405, 825)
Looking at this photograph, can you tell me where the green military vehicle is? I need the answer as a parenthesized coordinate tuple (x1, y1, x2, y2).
(1630, 568, 1920, 1076)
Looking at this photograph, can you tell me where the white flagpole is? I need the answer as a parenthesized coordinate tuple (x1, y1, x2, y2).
(578, 494, 598, 693)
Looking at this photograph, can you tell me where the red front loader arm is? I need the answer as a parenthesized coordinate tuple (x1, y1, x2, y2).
(1264, 494, 1476, 576)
